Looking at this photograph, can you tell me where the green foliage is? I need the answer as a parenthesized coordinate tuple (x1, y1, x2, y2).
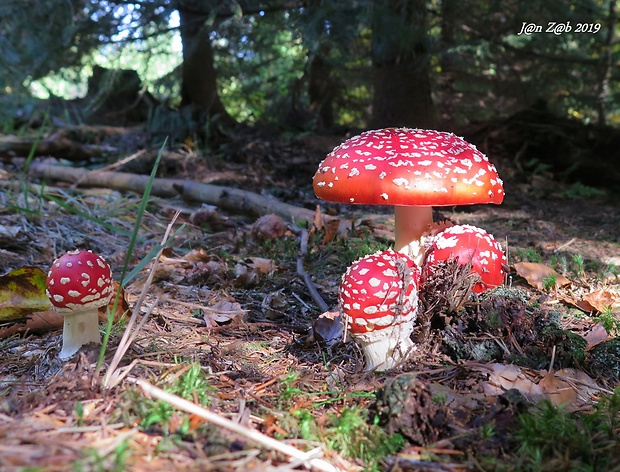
(290, 407, 403, 471)
(75, 439, 131, 472)
(516, 248, 543, 263)
(542, 273, 557, 290)
(594, 306, 620, 335)
(562, 182, 608, 200)
(140, 363, 214, 435)
(3, 0, 619, 132)
(513, 390, 620, 471)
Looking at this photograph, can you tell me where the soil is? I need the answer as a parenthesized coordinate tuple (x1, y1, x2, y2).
(0, 122, 619, 471)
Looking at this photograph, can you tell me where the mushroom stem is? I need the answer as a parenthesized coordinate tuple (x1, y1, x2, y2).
(394, 205, 433, 263)
(355, 325, 415, 371)
(59, 309, 101, 359)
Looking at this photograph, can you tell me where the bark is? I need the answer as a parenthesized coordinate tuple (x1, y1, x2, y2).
(308, 47, 336, 129)
(370, 0, 436, 129)
(27, 163, 340, 228)
(177, 1, 235, 124)
(0, 134, 117, 161)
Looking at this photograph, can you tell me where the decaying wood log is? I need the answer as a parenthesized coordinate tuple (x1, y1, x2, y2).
(28, 162, 338, 227)
(0, 134, 116, 161)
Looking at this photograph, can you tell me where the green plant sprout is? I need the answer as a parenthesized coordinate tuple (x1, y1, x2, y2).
(141, 363, 213, 435)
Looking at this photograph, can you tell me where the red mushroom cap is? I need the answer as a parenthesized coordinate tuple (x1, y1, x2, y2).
(424, 225, 506, 293)
(339, 249, 420, 334)
(46, 249, 114, 313)
(313, 128, 503, 206)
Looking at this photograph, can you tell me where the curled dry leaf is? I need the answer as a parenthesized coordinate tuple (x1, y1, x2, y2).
(470, 362, 602, 411)
(581, 288, 620, 313)
(251, 214, 287, 241)
(261, 289, 289, 319)
(513, 262, 571, 290)
(312, 310, 344, 347)
(234, 257, 278, 287)
(204, 299, 247, 327)
(189, 204, 226, 230)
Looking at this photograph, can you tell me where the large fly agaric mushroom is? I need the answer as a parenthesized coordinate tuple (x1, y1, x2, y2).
(424, 224, 506, 293)
(46, 249, 114, 359)
(313, 128, 504, 263)
(339, 249, 420, 371)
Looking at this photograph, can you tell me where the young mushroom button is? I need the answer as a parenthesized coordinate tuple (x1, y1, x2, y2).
(46, 249, 114, 359)
(339, 249, 420, 371)
(424, 224, 506, 293)
(313, 128, 504, 263)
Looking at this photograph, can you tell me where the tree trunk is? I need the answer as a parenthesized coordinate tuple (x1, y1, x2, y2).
(370, 0, 435, 129)
(308, 45, 336, 129)
(176, 1, 235, 124)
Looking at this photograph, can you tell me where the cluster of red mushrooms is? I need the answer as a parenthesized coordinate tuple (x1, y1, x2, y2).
(313, 128, 508, 371)
(44, 128, 507, 366)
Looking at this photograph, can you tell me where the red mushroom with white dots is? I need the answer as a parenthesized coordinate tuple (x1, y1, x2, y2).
(339, 249, 420, 371)
(424, 224, 506, 293)
(313, 128, 504, 263)
(46, 249, 114, 359)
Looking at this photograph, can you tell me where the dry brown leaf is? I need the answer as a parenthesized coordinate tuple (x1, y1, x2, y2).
(0, 309, 63, 338)
(204, 299, 246, 327)
(470, 362, 602, 411)
(312, 310, 344, 347)
(538, 368, 600, 410)
(251, 214, 287, 241)
(513, 262, 571, 290)
(261, 289, 289, 319)
(583, 323, 610, 350)
(477, 363, 543, 400)
(582, 288, 620, 313)
(183, 248, 211, 263)
(312, 204, 324, 232)
(245, 257, 278, 274)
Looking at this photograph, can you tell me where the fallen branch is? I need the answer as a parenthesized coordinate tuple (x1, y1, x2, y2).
(129, 377, 343, 472)
(0, 135, 116, 161)
(28, 162, 336, 227)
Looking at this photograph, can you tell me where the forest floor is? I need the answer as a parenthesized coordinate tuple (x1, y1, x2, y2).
(0, 124, 619, 471)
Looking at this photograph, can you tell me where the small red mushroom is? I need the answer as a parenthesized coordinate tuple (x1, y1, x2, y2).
(313, 128, 504, 263)
(339, 249, 420, 371)
(424, 224, 506, 293)
(46, 249, 114, 359)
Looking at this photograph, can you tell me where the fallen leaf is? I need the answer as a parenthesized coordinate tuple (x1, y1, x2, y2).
(513, 262, 571, 290)
(0, 267, 51, 322)
(204, 299, 246, 327)
(312, 310, 344, 347)
(538, 368, 600, 410)
(477, 363, 543, 400)
(470, 362, 602, 411)
(582, 288, 620, 313)
(246, 257, 278, 274)
(583, 323, 610, 350)
(251, 214, 287, 241)
(0, 309, 63, 338)
(321, 219, 340, 245)
(261, 289, 289, 319)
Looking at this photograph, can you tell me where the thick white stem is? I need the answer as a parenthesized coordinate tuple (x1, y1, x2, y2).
(59, 309, 101, 359)
(355, 323, 415, 371)
(394, 206, 434, 265)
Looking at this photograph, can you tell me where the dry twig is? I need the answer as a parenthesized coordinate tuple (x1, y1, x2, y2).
(129, 377, 343, 472)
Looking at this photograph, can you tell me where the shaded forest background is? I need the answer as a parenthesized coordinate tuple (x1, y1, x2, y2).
(0, 0, 618, 170)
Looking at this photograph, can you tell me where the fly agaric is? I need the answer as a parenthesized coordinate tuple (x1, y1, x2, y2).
(46, 249, 114, 359)
(313, 128, 504, 263)
(339, 249, 420, 371)
(424, 224, 506, 293)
